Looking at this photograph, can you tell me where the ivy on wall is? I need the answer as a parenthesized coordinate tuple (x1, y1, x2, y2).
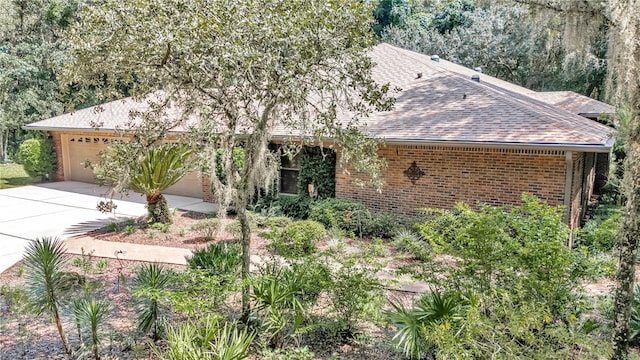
(296, 146, 336, 199)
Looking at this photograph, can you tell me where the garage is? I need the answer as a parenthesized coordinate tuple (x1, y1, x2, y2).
(62, 134, 203, 198)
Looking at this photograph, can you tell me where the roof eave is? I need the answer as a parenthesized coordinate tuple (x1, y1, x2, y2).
(23, 125, 185, 135)
(379, 138, 613, 153)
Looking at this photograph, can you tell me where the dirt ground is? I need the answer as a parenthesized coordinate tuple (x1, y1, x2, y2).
(0, 210, 408, 359)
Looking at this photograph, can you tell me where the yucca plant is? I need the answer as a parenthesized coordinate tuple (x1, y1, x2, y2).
(73, 298, 110, 359)
(129, 144, 195, 224)
(134, 263, 171, 340)
(23, 236, 71, 354)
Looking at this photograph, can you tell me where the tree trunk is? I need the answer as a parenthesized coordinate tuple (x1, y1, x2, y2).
(53, 305, 71, 354)
(146, 193, 171, 224)
(612, 116, 640, 359)
(237, 204, 252, 321)
(0, 128, 6, 163)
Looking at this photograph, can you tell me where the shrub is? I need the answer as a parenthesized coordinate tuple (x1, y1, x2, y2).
(360, 212, 402, 239)
(326, 258, 382, 339)
(252, 259, 330, 348)
(308, 198, 369, 235)
(187, 242, 241, 277)
(272, 220, 326, 257)
(577, 205, 621, 252)
(264, 216, 292, 229)
(189, 218, 221, 240)
(277, 196, 311, 219)
(17, 138, 56, 178)
(394, 230, 431, 261)
(414, 203, 475, 253)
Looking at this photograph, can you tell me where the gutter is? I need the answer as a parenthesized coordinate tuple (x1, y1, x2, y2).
(377, 138, 613, 153)
(27, 126, 614, 153)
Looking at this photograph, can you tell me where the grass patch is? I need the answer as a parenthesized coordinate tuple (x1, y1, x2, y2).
(0, 163, 39, 189)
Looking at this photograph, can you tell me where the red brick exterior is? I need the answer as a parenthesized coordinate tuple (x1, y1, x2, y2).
(202, 174, 213, 203)
(50, 131, 65, 181)
(336, 144, 589, 227)
(569, 152, 596, 229)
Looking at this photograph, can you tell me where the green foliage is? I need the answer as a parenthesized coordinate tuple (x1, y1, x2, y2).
(271, 220, 326, 257)
(326, 258, 382, 339)
(73, 297, 110, 360)
(259, 346, 316, 360)
(387, 290, 472, 359)
(393, 230, 431, 261)
(189, 218, 221, 240)
(133, 263, 172, 340)
(149, 222, 171, 233)
(187, 242, 241, 277)
(296, 146, 336, 199)
(160, 316, 255, 360)
(414, 203, 475, 253)
(264, 216, 292, 229)
(577, 205, 621, 252)
(17, 138, 56, 178)
(394, 195, 612, 358)
(432, 0, 475, 34)
(0, 0, 77, 162)
(308, 198, 408, 239)
(277, 196, 311, 219)
(165, 269, 236, 317)
(252, 259, 329, 348)
(22, 236, 71, 353)
(382, 3, 607, 98)
(309, 198, 368, 234)
(129, 144, 195, 224)
(124, 225, 136, 235)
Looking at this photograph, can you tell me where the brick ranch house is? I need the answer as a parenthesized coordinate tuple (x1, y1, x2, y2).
(26, 43, 614, 230)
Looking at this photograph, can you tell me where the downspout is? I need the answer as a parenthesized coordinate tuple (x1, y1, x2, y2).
(563, 151, 574, 246)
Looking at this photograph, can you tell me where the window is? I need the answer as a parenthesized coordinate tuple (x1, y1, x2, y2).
(280, 154, 299, 195)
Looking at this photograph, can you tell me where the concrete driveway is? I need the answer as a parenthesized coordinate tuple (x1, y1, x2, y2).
(0, 181, 215, 274)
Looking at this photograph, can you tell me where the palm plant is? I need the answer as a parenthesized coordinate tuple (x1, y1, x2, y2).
(160, 316, 255, 360)
(23, 237, 72, 354)
(73, 298, 110, 360)
(386, 290, 469, 359)
(134, 263, 171, 340)
(129, 144, 195, 224)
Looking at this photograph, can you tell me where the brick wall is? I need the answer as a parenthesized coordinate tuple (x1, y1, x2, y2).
(336, 144, 567, 217)
(50, 131, 65, 181)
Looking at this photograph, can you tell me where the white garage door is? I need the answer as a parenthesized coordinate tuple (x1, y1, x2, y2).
(64, 135, 203, 198)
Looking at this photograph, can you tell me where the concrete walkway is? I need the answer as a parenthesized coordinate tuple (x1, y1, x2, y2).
(0, 181, 216, 273)
(62, 236, 430, 294)
(63, 237, 193, 265)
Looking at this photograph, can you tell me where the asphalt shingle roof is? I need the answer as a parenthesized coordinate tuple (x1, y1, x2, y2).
(26, 43, 613, 150)
(364, 44, 613, 147)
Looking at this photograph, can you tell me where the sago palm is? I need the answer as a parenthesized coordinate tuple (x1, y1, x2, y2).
(130, 144, 195, 224)
(23, 237, 71, 354)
